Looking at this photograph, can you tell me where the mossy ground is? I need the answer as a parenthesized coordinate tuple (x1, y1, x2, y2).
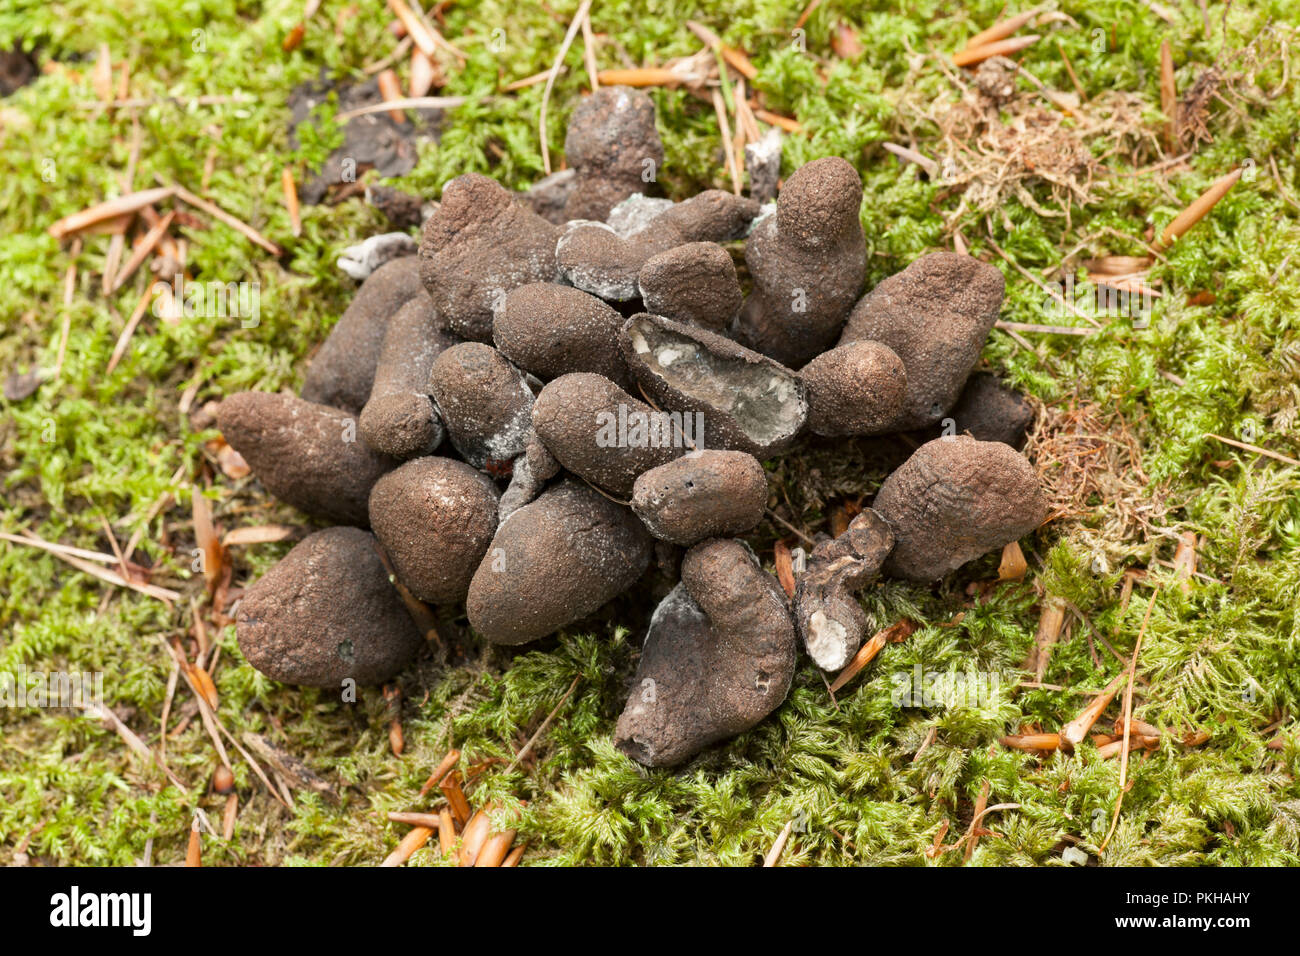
(2, 0, 1298, 866)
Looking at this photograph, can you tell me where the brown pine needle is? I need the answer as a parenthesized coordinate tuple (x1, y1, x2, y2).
(283, 22, 306, 52)
(110, 210, 174, 293)
(184, 689, 292, 812)
(189, 663, 220, 712)
(192, 487, 224, 593)
(437, 809, 456, 854)
(994, 320, 1094, 336)
(222, 793, 238, 840)
(763, 819, 794, 867)
(409, 48, 440, 98)
(827, 619, 920, 694)
(963, 9, 1041, 52)
(1032, 595, 1067, 681)
(52, 237, 81, 379)
(281, 167, 301, 237)
(830, 629, 887, 693)
(74, 93, 255, 110)
(221, 524, 295, 547)
(92, 44, 113, 102)
(539, 0, 594, 175)
(503, 68, 561, 92)
(185, 820, 202, 867)
(965, 780, 992, 862)
(596, 67, 679, 87)
(164, 639, 233, 773)
(1204, 432, 1300, 468)
(49, 187, 175, 240)
(1172, 531, 1198, 593)
(418, 748, 462, 797)
(580, 7, 599, 91)
(1115, 716, 1163, 738)
(753, 108, 801, 133)
(985, 230, 1103, 327)
(953, 35, 1040, 68)
(951, 802, 1021, 856)
(686, 21, 758, 80)
(794, 0, 824, 31)
(82, 699, 186, 789)
(926, 820, 950, 858)
(474, 830, 517, 866)
(1096, 735, 1160, 759)
(1100, 586, 1160, 852)
(773, 540, 796, 598)
(201, 145, 218, 191)
(1155, 168, 1242, 250)
(506, 673, 582, 773)
(173, 184, 283, 257)
(335, 95, 473, 121)
(721, 47, 756, 81)
(1058, 41, 1085, 100)
(439, 771, 472, 826)
(387, 811, 443, 827)
(1159, 40, 1177, 150)
(0, 531, 117, 566)
(882, 142, 939, 178)
(457, 808, 493, 866)
(84, 213, 133, 236)
(381, 826, 433, 867)
(387, 689, 404, 755)
(376, 69, 407, 124)
(1060, 671, 1128, 751)
(386, 0, 466, 60)
(4, 527, 181, 603)
(712, 88, 742, 195)
(1000, 732, 1061, 751)
(103, 232, 126, 297)
(502, 844, 526, 866)
(734, 88, 761, 143)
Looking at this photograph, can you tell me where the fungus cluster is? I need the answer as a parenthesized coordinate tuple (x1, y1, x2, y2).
(220, 86, 1048, 767)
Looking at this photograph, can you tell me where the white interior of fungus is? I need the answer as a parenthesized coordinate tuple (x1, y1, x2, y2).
(629, 319, 805, 447)
(806, 609, 849, 670)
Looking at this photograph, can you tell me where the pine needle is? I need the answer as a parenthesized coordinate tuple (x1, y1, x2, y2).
(712, 87, 742, 195)
(953, 35, 1041, 68)
(580, 7, 599, 91)
(1204, 432, 1300, 468)
(281, 167, 301, 237)
(538, 0, 593, 175)
(1155, 168, 1242, 250)
(48, 187, 175, 240)
(763, 819, 794, 866)
(1099, 586, 1160, 853)
(172, 183, 284, 257)
(110, 209, 173, 294)
(962, 9, 1042, 53)
(505, 674, 582, 773)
